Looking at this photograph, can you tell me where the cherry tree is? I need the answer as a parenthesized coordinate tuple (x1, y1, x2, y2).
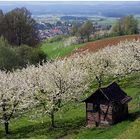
(26, 58, 90, 128)
(72, 48, 114, 88)
(0, 70, 33, 134)
(109, 40, 140, 78)
(71, 39, 140, 88)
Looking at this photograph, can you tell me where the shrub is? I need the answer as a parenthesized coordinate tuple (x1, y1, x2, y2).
(28, 48, 47, 65)
(0, 37, 48, 71)
(15, 45, 32, 67)
(0, 44, 17, 71)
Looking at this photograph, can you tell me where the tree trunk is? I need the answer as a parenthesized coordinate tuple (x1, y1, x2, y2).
(2, 100, 9, 134)
(51, 113, 55, 128)
(4, 122, 9, 134)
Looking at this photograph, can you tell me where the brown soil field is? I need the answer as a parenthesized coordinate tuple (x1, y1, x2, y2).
(74, 35, 140, 54)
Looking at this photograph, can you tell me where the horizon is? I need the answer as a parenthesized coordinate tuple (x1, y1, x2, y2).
(1, 1, 140, 17)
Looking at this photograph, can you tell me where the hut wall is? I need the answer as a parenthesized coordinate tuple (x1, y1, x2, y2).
(86, 102, 114, 127)
(86, 102, 129, 127)
(86, 103, 100, 127)
(87, 112, 97, 127)
(100, 103, 113, 125)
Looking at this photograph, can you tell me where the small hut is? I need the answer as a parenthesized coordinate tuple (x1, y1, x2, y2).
(83, 82, 132, 128)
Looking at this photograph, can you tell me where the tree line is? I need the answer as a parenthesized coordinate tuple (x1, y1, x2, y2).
(111, 15, 139, 36)
(71, 15, 139, 43)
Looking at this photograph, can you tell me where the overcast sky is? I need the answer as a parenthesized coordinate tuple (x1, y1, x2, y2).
(0, 0, 140, 1)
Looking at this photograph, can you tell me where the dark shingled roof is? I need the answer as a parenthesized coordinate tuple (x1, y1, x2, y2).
(83, 82, 132, 104)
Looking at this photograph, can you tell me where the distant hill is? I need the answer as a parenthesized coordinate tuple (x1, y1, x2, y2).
(1, 1, 140, 17)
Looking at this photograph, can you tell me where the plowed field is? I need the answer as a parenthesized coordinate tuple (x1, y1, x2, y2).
(74, 35, 140, 54)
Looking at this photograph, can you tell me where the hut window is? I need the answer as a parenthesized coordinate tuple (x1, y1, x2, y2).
(87, 103, 93, 111)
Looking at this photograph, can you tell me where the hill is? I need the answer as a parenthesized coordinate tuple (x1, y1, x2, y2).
(41, 35, 140, 59)
(1, 35, 140, 138)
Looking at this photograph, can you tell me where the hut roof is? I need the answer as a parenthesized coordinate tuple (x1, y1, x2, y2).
(83, 82, 132, 104)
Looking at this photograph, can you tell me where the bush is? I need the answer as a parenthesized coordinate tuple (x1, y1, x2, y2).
(0, 44, 17, 71)
(0, 37, 48, 71)
(28, 48, 47, 65)
(15, 45, 32, 67)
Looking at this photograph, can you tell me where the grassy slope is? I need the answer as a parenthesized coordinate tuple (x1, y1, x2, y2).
(41, 35, 140, 60)
(28, 35, 140, 138)
(1, 37, 140, 138)
(41, 41, 86, 59)
(0, 74, 140, 139)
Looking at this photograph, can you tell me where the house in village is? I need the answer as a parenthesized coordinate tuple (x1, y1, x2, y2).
(83, 82, 132, 128)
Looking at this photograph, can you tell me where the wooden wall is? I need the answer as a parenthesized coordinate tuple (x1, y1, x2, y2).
(86, 102, 128, 127)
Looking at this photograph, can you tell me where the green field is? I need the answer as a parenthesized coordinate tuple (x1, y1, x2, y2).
(97, 18, 117, 26)
(41, 40, 86, 59)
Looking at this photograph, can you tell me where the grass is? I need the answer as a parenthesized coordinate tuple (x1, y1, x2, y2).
(0, 76, 140, 138)
(0, 103, 86, 139)
(41, 40, 86, 59)
(118, 116, 140, 139)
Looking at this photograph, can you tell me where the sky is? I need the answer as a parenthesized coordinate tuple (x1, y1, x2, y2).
(0, 0, 140, 1)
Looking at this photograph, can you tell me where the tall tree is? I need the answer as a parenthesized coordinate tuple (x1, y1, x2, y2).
(112, 15, 138, 36)
(78, 21, 94, 42)
(82, 21, 94, 42)
(71, 23, 79, 36)
(123, 15, 138, 35)
(1, 7, 39, 47)
(111, 20, 123, 36)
